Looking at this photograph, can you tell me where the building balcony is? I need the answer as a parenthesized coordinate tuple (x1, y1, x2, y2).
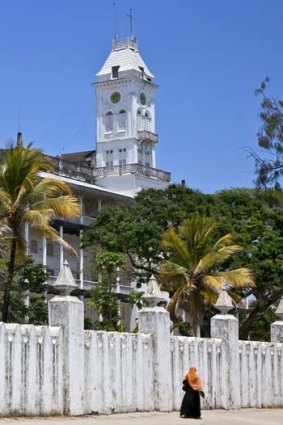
(93, 163, 171, 182)
(51, 156, 96, 184)
(137, 130, 158, 144)
(46, 275, 135, 297)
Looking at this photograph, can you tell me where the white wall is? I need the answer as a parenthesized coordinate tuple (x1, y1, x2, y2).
(84, 331, 154, 414)
(0, 323, 63, 416)
(0, 307, 283, 417)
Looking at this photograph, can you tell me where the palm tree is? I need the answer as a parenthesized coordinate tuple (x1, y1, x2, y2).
(159, 214, 255, 336)
(0, 141, 79, 322)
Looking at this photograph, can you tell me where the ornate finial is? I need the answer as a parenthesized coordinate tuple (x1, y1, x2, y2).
(143, 275, 164, 307)
(275, 297, 283, 320)
(53, 260, 78, 296)
(214, 288, 234, 315)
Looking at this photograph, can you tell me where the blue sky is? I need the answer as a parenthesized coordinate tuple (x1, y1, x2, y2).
(0, 0, 282, 193)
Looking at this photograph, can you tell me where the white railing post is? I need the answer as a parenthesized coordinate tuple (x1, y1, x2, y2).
(48, 261, 84, 415)
(211, 289, 240, 409)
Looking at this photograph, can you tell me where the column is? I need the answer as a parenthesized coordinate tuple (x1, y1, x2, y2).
(271, 297, 283, 342)
(79, 230, 84, 290)
(139, 306, 172, 411)
(24, 223, 29, 255)
(48, 262, 84, 415)
(42, 236, 47, 266)
(59, 226, 64, 269)
(211, 313, 240, 408)
(98, 199, 102, 213)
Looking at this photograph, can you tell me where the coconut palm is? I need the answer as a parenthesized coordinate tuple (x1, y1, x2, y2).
(0, 141, 79, 322)
(159, 213, 255, 336)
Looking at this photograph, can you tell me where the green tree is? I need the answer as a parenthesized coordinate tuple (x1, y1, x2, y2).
(88, 251, 126, 331)
(159, 213, 255, 336)
(83, 185, 283, 340)
(83, 186, 204, 283)
(88, 283, 121, 331)
(0, 141, 79, 322)
(252, 78, 283, 189)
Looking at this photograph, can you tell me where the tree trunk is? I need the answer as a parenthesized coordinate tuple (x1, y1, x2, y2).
(2, 235, 17, 322)
(239, 307, 259, 340)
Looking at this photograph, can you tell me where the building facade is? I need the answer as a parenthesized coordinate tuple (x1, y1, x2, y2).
(6, 37, 171, 329)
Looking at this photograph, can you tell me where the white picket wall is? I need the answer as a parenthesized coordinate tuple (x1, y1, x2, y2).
(1, 321, 283, 416)
(170, 336, 228, 410)
(0, 322, 63, 416)
(84, 330, 154, 414)
(238, 340, 283, 407)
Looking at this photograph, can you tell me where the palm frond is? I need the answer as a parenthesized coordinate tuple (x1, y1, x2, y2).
(196, 244, 243, 274)
(162, 226, 191, 267)
(213, 233, 234, 249)
(167, 282, 191, 317)
(202, 275, 223, 291)
(32, 196, 79, 218)
(216, 268, 256, 288)
(32, 178, 73, 196)
(159, 260, 189, 291)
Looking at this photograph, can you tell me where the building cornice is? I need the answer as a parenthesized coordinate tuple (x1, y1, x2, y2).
(93, 77, 158, 90)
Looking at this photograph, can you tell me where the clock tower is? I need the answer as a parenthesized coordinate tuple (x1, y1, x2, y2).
(93, 37, 170, 197)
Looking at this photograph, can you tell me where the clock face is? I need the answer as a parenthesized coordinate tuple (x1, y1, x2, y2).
(140, 92, 146, 105)
(110, 91, 121, 104)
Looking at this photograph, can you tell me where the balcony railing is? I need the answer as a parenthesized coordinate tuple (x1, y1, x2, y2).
(47, 275, 135, 295)
(112, 37, 137, 51)
(93, 163, 171, 182)
(50, 156, 96, 184)
(63, 215, 96, 227)
(137, 130, 158, 144)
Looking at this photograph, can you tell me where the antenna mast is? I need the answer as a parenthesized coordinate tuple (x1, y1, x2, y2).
(126, 8, 134, 39)
(112, 1, 118, 40)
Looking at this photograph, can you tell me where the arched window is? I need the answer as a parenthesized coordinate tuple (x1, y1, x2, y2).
(144, 110, 151, 131)
(137, 109, 142, 130)
(105, 111, 114, 132)
(118, 110, 126, 130)
(30, 240, 38, 254)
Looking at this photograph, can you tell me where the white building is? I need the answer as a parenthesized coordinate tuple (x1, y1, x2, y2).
(93, 37, 170, 197)
(9, 37, 171, 329)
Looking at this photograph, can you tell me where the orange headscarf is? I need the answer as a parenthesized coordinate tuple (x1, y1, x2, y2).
(185, 366, 202, 391)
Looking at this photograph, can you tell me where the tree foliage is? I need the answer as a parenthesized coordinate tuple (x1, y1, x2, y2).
(0, 257, 48, 324)
(0, 141, 79, 321)
(253, 78, 283, 189)
(84, 185, 283, 340)
(160, 213, 255, 336)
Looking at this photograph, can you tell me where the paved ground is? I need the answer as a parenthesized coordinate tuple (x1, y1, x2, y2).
(0, 410, 282, 425)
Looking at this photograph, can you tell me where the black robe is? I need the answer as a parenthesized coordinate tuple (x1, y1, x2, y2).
(180, 380, 201, 419)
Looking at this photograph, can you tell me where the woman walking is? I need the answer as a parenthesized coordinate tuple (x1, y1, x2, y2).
(180, 366, 205, 419)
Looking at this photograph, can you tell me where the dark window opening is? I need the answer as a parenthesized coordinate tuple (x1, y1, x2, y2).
(112, 66, 120, 79)
(139, 66, 144, 78)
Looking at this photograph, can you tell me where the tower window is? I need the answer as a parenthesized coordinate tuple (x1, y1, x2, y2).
(137, 109, 142, 131)
(118, 109, 127, 130)
(112, 66, 120, 79)
(144, 110, 151, 131)
(105, 112, 114, 132)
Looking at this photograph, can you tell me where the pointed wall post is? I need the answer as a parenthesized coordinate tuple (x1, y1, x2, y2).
(48, 260, 84, 415)
(271, 297, 283, 343)
(138, 275, 172, 411)
(211, 289, 240, 409)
